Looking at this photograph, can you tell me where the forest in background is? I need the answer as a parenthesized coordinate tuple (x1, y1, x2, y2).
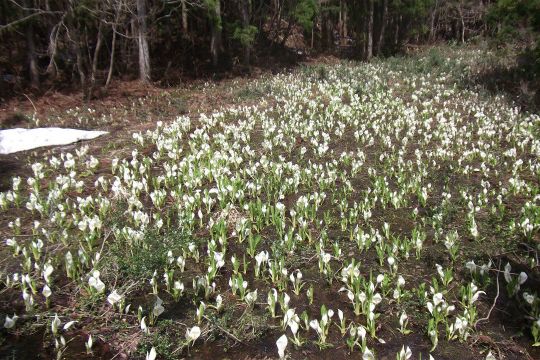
(0, 0, 539, 100)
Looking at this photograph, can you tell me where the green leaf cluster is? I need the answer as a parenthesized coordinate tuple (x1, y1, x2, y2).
(233, 25, 258, 47)
(293, 0, 319, 31)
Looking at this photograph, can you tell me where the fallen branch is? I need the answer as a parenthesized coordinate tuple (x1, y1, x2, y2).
(23, 93, 37, 114)
(475, 262, 500, 328)
(203, 315, 245, 345)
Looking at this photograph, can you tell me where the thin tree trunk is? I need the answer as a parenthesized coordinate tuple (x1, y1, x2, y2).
(88, 22, 103, 99)
(240, 0, 251, 67)
(341, 2, 348, 46)
(326, 17, 333, 50)
(339, 0, 343, 40)
(429, 0, 439, 42)
(136, 0, 151, 82)
(24, 0, 39, 89)
(319, 1, 328, 50)
(209, 0, 223, 68)
(343, 4, 348, 41)
(181, 0, 188, 34)
(126, 20, 135, 73)
(74, 35, 87, 97)
(376, 0, 387, 55)
(366, 0, 374, 60)
(458, 2, 465, 43)
(105, 24, 117, 89)
(65, 1, 86, 95)
(394, 14, 401, 47)
(46, 23, 60, 79)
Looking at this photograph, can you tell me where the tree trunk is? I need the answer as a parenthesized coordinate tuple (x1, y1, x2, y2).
(429, 0, 439, 42)
(106, 23, 117, 89)
(320, 3, 329, 50)
(326, 17, 333, 50)
(105, 26, 117, 88)
(239, 0, 251, 67)
(136, 0, 151, 82)
(341, 2, 348, 46)
(209, 0, 223, 68)
(24, 0, 39, 89)
(88, 22, 103, 99)
(181, 0, 188, 34)
(394, 14, 401, 47)
(366, 0, 374, 60)
(458, 2, 465, 43)
(376, 0, 387, 55)
(339, 0, 342, 41)
(125, 19, 135, 73)
(343, 4, 348, 41)
(46, 23, 60, 79)
(65, 1, 86, 95)
(74, 35, 87, 97)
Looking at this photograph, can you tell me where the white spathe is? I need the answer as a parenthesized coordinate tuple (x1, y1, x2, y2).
(0, 127, 108, 154)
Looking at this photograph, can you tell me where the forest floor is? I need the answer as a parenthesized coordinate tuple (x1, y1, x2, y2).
(0, 44, 539, 360)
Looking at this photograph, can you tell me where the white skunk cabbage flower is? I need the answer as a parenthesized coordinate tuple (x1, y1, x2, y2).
(4, 314, 18, 329)
(63, 320, 77, 331)
(88, 271, 105, 293)
(398, 345, 412, 360)
(186, 326, 201, 343)
(276, 334, 288, 359)
(107, 290, 123, 306)
(146, 347, 157, 360)
(153, 297, 165, 317)
(363, 347, 375, 360)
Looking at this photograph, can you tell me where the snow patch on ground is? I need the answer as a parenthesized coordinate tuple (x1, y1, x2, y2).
(0, 128, 108, 155)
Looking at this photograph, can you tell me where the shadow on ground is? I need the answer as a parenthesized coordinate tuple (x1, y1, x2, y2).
(470, 56, 540, 113)
(0, 158, 20, 192)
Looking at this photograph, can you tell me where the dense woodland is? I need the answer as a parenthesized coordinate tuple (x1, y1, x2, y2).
(0, 0, 538, 99)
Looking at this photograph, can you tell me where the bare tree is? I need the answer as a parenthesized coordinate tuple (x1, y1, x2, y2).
(239, 0, 252, 67)
(208, 0, 223, 68)
(136, 0, 151, 82)
(88, 21, 103, 98)
(366, 0, 374, 60)
(105, 0, 123, 88)
(376, 0, 387, 55)
(429, 0, 439, 42)
(22, 0, 39, 89)
(181, 0, 188, 34)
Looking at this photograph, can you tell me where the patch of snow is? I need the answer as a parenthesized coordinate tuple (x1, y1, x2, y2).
(0, 128, 108, 155)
